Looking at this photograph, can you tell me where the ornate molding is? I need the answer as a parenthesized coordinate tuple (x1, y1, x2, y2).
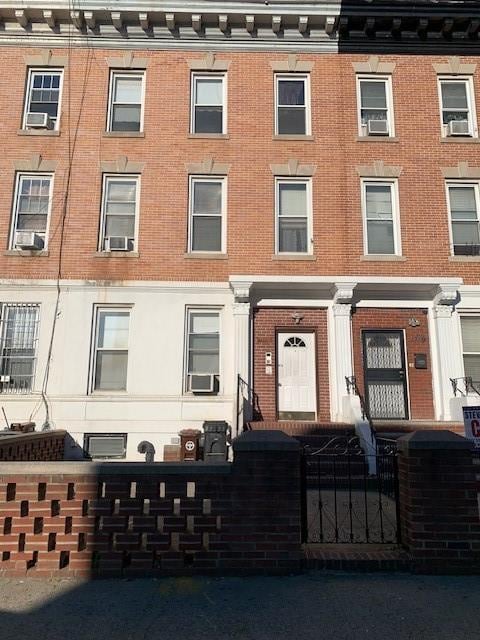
(106, 51, 148, 69)
(231, 281, 252, 303)
(14, 154, 57, 172)
(187, 52, 230, 71)
(352, 56, 396, 74)
(269, 54, 313, 73)
(186, 157, 230, 175)
(270, 159, 316, 177)
(433, 305, 453, 319)
(434, 283, 459, 307)
(100, 156, 145, 173)
(356, 160, 402, 178)
(24, 49, 68, 67)
(333, 282, 357, 305)
(332, 303, 352, 317)
(433, 57, 476, 75)
(441, 161, 480, 180)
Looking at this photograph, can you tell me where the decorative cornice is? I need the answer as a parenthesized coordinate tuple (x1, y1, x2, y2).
(106, 51, 148, 69)
(356, 160, 402, 178)
(270, 54, 313, 73)
(441, 161, 480, 179)
(333, 282, 357, 305)
(434, 283, 460, 307)
(24, 49, 68, 67)
(186, 157, 230, 175)
(14, 154, 57, 172)
(188, 52, 230, 71)
(433, 56, 476, 75)
(270, 159, 316, 177)
(100, 156, 145, 173)
(352, 56, 396, 74)
(230, 281, 252, 303)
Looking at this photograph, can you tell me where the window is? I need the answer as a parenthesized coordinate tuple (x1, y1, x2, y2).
(84, 433, 127, 459)
(107, 71, 144, 132)
(10, 174, 53, 250)
(0, 304, 39, 394)
(23, 69, 63, 130)
(439, 78, 476, 137)
(275, 179, 312, 254)
(362, 181, 400, 255)
(275, 74, 310, 135)
(189, 177, 226, 253)
(447, 183, 480, 256)
(185, 309, 220, 393)
(461, 317, 480, 386)
(100, 176, 139, 252)
(92, 309, 130, 392)
(357, 77, 393, 137)
(191, 74, 226, 134)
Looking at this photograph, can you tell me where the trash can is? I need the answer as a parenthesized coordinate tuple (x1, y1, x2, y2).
(202, 421, 229, 462)
(179, 429, 202, 461)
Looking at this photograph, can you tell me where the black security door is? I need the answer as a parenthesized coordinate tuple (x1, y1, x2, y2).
(363, 330, 409, 420)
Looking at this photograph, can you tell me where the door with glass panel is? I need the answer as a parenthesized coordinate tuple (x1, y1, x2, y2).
(363, 330, 409, 420)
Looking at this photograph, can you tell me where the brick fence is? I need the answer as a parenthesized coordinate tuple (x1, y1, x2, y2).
(0, 430, 66, 461)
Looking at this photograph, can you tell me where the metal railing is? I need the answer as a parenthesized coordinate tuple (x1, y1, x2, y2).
(450, 376, 480, 397)
(345, 375, 376, 437)
(236, 374, 261, 434)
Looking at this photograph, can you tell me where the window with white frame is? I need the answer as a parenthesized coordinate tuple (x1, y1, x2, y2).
(275, 179, 312, 254)
(191, 74, 226, 134)
(275, 75, 310, 135)
(100, 175, 139, 252)
(460, 317, 480, 386)
(447, 183, 480, 256)
(185, 309, 220, 393)
(362, 181, 400, 255)
(439, 78, 476, 137)
(357, 77, 393, 137)
(92, 309, 130, 392)
(84, 433, 127, 459)
(11, 174, 53, 250)
(0, 304, 39, 394)
(107, 71, 144, 132)
(23, 69, 63, 130)
(189, 177, 225, 253)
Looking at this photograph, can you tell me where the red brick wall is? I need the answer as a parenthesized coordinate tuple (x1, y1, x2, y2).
(0, 431, 65, 461)
(352, 308, 434, 420)
(252, 307, 330, 422)
(0, 50, 479, 283)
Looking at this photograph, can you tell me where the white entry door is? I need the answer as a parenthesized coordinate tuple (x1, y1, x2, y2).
(277, 332, 317, 420)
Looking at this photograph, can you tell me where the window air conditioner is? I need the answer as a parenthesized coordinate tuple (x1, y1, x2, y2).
(448, 120, 470, 136)
(190, 374, 215, 393)
(367, 119, 389, 135)
(0, 375, 11, 383)
(15, 232, 43, 250)
(25, 112, 53, 129)
(105, 236, 130, 251)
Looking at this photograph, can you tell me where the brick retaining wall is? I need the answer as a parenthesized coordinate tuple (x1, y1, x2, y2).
(0, 431, 66, 461)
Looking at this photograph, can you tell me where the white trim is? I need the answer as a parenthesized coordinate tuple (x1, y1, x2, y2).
(445, 180, 480, 257)
(355, 74, 395, 138)
(274, 73, 311, 136)
(188, 175, 227, 254)
(22, 67, 64, 131)
(190, 71, 227, 134)
(90, 305, 132, 394)
(9, 172, 54, 251)
(459, 314, 480, 383)
(107, 69, 145, 133)
(437, 76, 478, 139)
(183, 306, 223, 395)
(361, 178, 402, 257)
(98, 174, 140, 252)
(274, 176, 313, 256)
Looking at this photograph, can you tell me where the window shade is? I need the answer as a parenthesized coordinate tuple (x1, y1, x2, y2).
(461, 317, 480, 352)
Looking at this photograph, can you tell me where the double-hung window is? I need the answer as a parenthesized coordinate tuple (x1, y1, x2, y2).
(189, 177, 226, 253)
(460, 317, 480, 387)
(275, 74, 310, 135)
(357, 77, 393, 137)
(23, 69, 63, 130)
(447, 183, 480, 256)
(439, 78, 476, 137)
(11, 174, 53, 250)
(362, 181, 400, 255)
(92, 308, 130, 392)
(185, 309, 220, 393)
(191, 74, 226, 134)
(0, 304, 39, 394)
(100, 175, 139, 252)
(107, 71, 144, 132)
(275, 179, 312, 254)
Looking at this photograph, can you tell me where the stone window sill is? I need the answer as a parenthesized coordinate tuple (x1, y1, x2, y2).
(3, 249, 49, 257)
(272, 254, 316, 261)
(449, 255, 480, 261)
(440, 137, 480, 144)
(273, 135, 315, 141)
(93, 251, 140, 258)
(103, 131, 145, 138)
(188, 133, 229, 139)
(17, 129, 60, 137)
(360, 254, 406, 261)
(184, 252, 228, 260)
(356, 136, 399, 143)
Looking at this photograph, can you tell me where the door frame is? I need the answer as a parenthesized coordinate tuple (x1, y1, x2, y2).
(362, 328, 410, 420)
(275, 327, 318, 421)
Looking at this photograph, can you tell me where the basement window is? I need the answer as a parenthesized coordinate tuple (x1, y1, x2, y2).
(84, 433, 127, 459)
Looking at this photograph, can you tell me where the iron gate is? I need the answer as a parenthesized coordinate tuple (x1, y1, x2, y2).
(301, 439, 401, 544)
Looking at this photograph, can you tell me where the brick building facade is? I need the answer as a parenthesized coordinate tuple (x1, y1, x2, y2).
(0, 1, 478, 458)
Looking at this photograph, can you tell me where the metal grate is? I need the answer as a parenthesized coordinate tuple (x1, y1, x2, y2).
(0, 304, 39, 394)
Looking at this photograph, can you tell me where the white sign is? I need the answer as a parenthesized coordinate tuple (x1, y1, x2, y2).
(462, 406, 480, 449)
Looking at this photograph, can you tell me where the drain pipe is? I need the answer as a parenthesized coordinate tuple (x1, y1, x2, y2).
(137, 441, 155, 463)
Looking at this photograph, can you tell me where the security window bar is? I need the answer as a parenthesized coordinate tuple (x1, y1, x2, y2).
(192, 74, 225, 134)
(276, 75, 308, 135)
(364, 182, 396, 255)
(12, 174, 52, 250)
(448, 184, 480, 256)
(440, 79, 473, 136)
(24, 69, 62, 129)
(186, 310, 220, 392)
(108, 72, 144, 132)
(276, 180, 311, 254)
(189, 178, 224, 253)
(101, 176, 138, 251)
(460, 317, 480, 387)
(358, 78, 391, 136)
(84, 433, 127, 459)
(0, 304, 39, 394)
(93, 309, 130, 392)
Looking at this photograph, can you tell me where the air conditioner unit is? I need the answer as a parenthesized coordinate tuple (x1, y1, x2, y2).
(448, 120, 470, 136)
(190, 374, 215, 393)
(0, 375, 11, 384)
(25, 112, 53, 129)
(105, 236, 130, 251)
(15, 232, 43, 250)
(367, 119, 389, 135)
